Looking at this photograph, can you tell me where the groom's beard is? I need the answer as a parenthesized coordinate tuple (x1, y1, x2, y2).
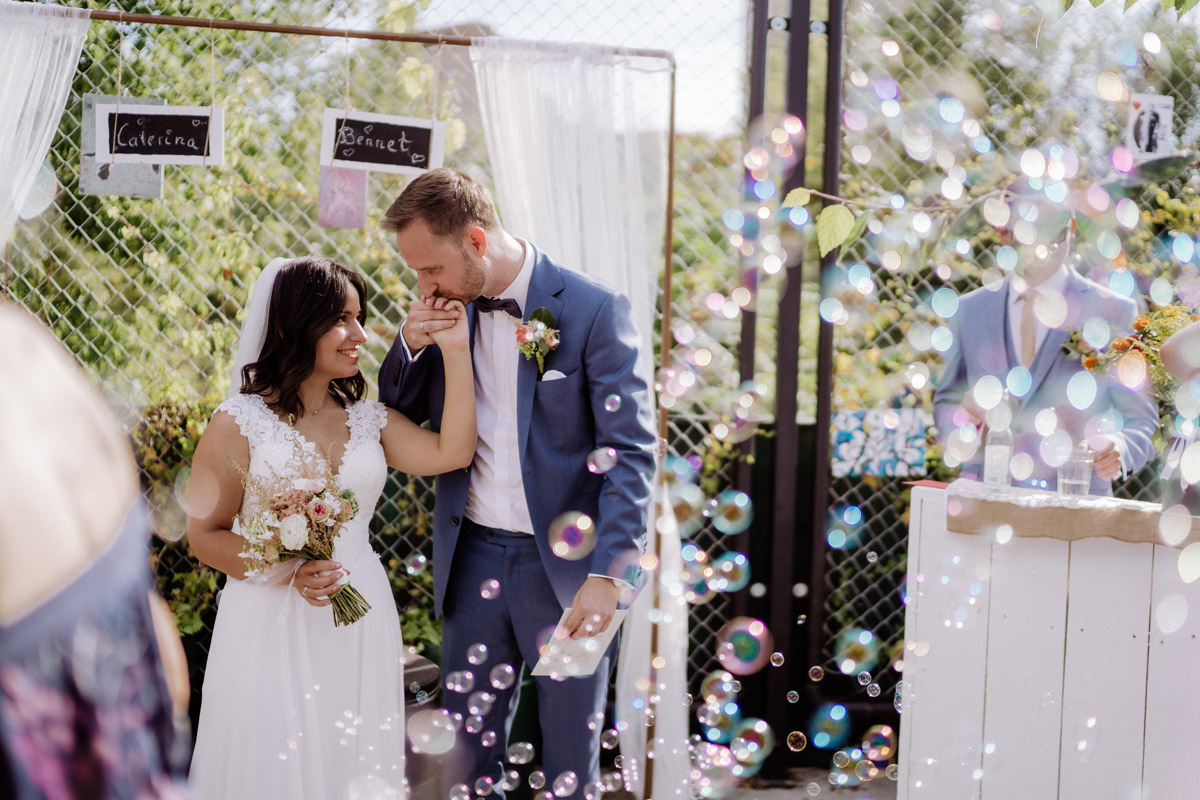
(435, 251, 486, 305)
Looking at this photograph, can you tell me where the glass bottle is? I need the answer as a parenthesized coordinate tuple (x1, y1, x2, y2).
(982, 391, 1013, 487)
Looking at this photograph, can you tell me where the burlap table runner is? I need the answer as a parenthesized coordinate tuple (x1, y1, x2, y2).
(940, 478, 1200, 549)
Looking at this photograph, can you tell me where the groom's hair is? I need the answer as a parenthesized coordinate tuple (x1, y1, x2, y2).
(381, 167, 500, 239)
(241, 256, 367, 418)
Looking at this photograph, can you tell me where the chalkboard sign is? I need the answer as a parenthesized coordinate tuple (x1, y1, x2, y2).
(320, 109, 445, 176)
(95, 104, 225, 166)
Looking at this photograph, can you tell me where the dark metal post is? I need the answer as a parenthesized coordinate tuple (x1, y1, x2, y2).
(806, 0, 846, 692)
(762, 0, 811, 779)
(732, 0, 771, 622)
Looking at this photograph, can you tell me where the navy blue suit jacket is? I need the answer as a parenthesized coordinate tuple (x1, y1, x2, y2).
(379, 246, 656, 615)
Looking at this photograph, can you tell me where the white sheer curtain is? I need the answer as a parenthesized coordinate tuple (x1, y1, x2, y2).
(470, 38, 686, 799)
(469, 37, 669, 375)
(0, 1, 90, 246)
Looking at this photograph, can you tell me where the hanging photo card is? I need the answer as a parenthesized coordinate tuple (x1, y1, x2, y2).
(1128, 93, 1176, 161)
(95, 104, 225, 166)
(320, 108, 445, 175)
(80, 94, 164, 198)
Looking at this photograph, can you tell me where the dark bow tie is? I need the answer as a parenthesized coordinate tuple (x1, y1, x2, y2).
(473, 296, 522, 319)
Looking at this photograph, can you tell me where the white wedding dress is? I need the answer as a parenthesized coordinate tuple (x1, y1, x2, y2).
(189, 393, 407, 799)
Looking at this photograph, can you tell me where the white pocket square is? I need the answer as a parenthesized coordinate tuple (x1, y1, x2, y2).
(542, 369, 567, 381)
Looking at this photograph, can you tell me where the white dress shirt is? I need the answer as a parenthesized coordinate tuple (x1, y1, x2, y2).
(463, 242, 536, 534)
(400, 242, 536, 533)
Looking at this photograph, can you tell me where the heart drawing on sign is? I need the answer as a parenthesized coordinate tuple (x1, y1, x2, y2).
(364, 125, 373, 134)
(192, 119, 203, 127)
(343, 149, 355, 157)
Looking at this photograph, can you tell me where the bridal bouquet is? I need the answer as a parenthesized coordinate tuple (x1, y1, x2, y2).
(234, 455, 371, 626)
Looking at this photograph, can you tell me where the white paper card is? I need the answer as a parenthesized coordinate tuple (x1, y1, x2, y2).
(530, 609, 628, 678)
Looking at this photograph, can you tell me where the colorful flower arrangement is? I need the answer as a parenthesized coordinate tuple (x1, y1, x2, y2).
(1063, 302, 1200, 432)
(234, 446, 370, 626)
(516, 307, 560, 375)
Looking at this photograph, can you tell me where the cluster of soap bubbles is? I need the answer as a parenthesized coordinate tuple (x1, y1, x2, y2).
(823, 724, 900, 787)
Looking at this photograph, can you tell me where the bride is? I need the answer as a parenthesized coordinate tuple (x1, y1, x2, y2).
(185, 256, 474, 799)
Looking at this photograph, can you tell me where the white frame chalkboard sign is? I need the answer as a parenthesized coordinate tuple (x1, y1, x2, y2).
(94, 104, 225, 166)
(319, 108, 445, 175)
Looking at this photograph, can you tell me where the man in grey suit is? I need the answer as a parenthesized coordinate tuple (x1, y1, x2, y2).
(378, 168, 656, 796)
(934, 187, 1158, 493)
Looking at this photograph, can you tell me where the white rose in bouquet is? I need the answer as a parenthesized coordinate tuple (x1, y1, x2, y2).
(279, 514, 309, 550)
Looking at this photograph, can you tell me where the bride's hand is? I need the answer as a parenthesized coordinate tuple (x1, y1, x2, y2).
(295, 559, 348, 607)
(427, 300, 469, 353)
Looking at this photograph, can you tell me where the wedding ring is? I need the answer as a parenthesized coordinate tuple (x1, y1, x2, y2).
(301, 586, 310, 598)
(419, 321, 426, 331)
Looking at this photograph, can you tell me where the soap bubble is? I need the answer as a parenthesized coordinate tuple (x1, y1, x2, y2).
(552, 771, 578, 797)
(490, 663, 515, 690)
(467, 643, 489, 665)
(712, 490, 754, 535)
(711, 551, 751, 592)
(404, 553, 428, 576)
(671, 482, 707, 538)
(835, 628, 881, 674)
(604, 394, 622, 412)
(549, 511, 597, 561)
(529, 771, 546, 790)
(408, 709, 456, 755)
(445, 670, 475, 693)
(586, 447, 619, 474)
(715, 617, 773, 675)
(480, 579, 501, 600)
(507, 741, 535, 765)
(787, 731, 808, 752)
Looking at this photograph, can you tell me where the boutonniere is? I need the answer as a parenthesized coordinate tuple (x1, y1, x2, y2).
(516, 307, 560, 374)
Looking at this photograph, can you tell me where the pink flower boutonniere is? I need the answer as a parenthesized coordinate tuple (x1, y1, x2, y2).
(516, 307, 560, 374)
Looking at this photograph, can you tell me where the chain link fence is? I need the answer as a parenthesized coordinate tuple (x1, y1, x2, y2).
(824, 0, 1200, 705)
(4, 0, 752, 714)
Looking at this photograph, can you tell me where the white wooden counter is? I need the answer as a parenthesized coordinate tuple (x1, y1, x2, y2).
(897, 482, 1200, 800)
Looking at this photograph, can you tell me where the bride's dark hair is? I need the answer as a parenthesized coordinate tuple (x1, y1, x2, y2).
(240, 256, 367, 418)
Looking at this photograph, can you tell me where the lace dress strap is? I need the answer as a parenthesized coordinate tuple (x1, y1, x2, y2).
(215, 393, 287, 451)
(347, 399, 388, 445)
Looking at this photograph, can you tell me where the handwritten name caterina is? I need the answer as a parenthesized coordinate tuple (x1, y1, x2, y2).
(115, 121, 204, 151)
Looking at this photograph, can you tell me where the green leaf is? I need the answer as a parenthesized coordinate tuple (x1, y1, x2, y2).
(816, 204, 856, 258)
(1088, 0, 1105, 5)
(529, 307, 556, 327)
(1125, 0, 1140, 8)
(836, 210, 872, 264)
(782, 188, 812, 208)
(1162, 0, 1176, 10)
(1180, 0, 1199, 12)
(1063, 0, 1079, 9)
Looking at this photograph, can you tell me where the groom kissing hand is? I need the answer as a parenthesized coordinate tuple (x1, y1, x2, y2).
(378, 168, 656, 796)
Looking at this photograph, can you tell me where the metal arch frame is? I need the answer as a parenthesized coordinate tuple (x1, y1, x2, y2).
(87, 6, 680, 789)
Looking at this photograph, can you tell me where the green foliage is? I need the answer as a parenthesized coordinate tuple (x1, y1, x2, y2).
(1067, 0, 1200, 13)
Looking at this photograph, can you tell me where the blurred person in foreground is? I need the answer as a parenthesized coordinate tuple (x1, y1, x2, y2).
(933, 183, 1158, 494)
(0, 302, 192, 798)
(185, 257, 475, 799)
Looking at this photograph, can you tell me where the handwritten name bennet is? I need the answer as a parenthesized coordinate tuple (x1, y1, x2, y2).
(337, 125, 426, 164)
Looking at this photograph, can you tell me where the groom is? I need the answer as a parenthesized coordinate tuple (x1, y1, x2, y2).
(378, 168, 656, 794)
